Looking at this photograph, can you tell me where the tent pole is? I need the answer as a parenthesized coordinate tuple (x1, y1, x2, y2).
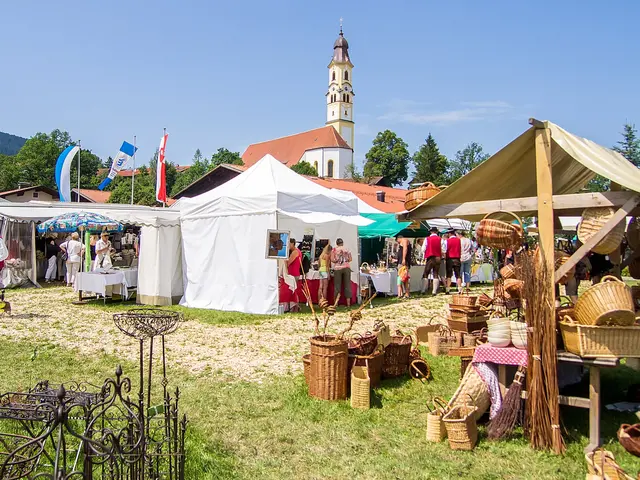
(534, 122, 555, 290)
(31, 222, 39, 288)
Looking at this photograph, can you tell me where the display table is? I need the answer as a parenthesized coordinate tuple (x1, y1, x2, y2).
(472, 343, 620, 452)
(75, 269, 138, 302)
(279, 273, 357, 307)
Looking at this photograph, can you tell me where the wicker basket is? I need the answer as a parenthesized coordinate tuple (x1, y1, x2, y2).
(478, 292, 493, 307)
(443, 404, 479, 450)
(451, 289, 479, 307)
(504, 278, 524, 299)
(559, 318, 640, 358)
(350, 363, 370, 409)
(476, 211, 524, 250)
(628, 218, 640, 251)
(578, 207, 626, 255)
(404, 182, 443, 211)
(415, 315, 444, 346)
(586, 450, 636, 480)
(448, 363, 490, 420)
(360, 262, 371, 274)
(574, 275, 635, 326)
(555, 250, 575, 284)
(556, 296, 575, 322)
(348, 332, 378, 356)
(382, 334, 412, 378)
(302, 354, 315, 396)
(309, 335, 348, 400)
(429, 325, 460, 355)
(447, 314, 488, 334)
(618, 424, 640, 457)
(348, 350, 384, 388)
(426, 397, 449, 442)
(500, 264, 517, 279)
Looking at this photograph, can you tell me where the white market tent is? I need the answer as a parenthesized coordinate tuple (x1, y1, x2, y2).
(0, 201, 183, 305)
(179, 154, 372, 315)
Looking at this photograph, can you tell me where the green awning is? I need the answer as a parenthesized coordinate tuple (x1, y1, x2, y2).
(358, 213, 429, 239)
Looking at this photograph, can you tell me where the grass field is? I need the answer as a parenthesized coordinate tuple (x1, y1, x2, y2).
(1, 286, 640, 479)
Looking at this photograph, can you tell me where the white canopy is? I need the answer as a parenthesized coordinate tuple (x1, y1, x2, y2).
(180, 155, 371, 315)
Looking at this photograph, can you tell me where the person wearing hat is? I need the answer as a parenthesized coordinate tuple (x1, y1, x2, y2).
(94, 232, 113, 270)
(422, 227, 442, 295)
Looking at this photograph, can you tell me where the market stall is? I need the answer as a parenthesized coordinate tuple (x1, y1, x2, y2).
(402, 119, 640, 456)
(179, 154, 371, 315)
(0, 202, 183, 305)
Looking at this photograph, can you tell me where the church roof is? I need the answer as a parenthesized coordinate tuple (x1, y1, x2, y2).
(331, 29, 351, 64)
(241, 126, 352, 168)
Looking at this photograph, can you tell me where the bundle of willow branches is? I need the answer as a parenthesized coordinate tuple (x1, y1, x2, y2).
(522, 249, 565, 454)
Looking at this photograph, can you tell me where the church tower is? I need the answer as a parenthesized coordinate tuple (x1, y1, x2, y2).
(326, 24, 354, 150)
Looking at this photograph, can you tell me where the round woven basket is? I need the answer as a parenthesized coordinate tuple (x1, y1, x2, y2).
(476, 211, 524, 250)
(574, 275, 635, 326)
(628, 217, 640, 251)
(577, 207, 625, 255)
(404, 182, 444, 211)
(309, 335, 348, 400)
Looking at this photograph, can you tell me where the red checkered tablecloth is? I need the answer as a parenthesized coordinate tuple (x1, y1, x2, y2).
(472, 343, 528, 367)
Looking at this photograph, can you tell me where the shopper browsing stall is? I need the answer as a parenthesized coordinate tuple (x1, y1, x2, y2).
(396, 234, 412, 298)
(331, 238, 353, 307)
(94, 232, 113, 270)
(61, 232, 84, 287)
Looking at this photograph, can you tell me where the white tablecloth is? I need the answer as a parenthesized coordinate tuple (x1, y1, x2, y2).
(120, 268, 138, 287)
(75, 270, 136, 297)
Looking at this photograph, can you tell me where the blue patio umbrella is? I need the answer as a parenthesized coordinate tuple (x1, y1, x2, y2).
(37, 212, 122, 271)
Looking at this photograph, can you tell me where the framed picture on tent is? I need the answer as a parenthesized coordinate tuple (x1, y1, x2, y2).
(266, 230, 290, 259)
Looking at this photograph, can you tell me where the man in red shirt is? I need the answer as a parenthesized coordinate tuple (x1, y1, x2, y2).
(446, 230, 462, 294)
(422, 227, 442, 295)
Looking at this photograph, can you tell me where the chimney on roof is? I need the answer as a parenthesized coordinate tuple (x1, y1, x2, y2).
(376, 191, 385, 203)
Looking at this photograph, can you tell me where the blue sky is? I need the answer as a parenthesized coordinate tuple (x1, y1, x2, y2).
(1, 1, 639, 177)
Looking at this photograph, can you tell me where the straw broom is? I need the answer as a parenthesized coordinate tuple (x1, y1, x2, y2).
(487, 366, 526, 439)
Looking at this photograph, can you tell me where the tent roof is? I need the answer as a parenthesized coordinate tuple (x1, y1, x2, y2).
(0, 201, 181, 227)
(404, 121, 640, 221)
(359, 214, 471, 239)
(181, 154, 370, 226)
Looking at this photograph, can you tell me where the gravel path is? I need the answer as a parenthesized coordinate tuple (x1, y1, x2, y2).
(0, 287, 456, 382)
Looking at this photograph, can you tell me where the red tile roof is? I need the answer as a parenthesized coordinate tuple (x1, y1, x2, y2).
(311, 177, 407, 213)
(73, 188, 111, 203)
(241, 126, 352, 168)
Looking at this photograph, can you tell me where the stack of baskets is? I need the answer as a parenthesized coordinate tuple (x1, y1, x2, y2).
(447, 292, 488, 333)
(404, 182, 444, 211)
(559, 276, 640, 358)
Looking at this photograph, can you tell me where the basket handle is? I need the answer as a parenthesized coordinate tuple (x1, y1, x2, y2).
(601, 275, 623, 284)
(562, 315, 577, 325)
(489, 310, 504, 321)
(481, 210, 524, 231)
(416, 182, 437, 189)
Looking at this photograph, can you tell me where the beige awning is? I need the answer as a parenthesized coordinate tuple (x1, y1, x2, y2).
(403, 120, 640, 221)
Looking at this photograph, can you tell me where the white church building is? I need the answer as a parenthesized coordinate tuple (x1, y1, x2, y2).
(241, 27, 355, 179)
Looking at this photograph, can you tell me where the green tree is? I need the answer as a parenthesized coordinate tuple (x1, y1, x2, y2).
(170, 149, 212, 196)
(446, 142, 490, 184)
(147, 150, 178, 196)
(108, 170, 157, 206)
(290, 161, 318, 176)
(345, 162, 364, 183)
(613, 123, 640, 167)
(411, 133, 449, 186)
(210, 148, 243, 167)
(363, 130, 410, 187)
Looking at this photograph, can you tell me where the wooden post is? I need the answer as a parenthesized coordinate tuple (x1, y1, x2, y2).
(609, 182, 622, 278)
(586, 366, 601, 452)
(534, 125, 555, 298)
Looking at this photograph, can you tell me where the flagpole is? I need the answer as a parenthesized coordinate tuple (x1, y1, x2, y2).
(162, 127, 166, 208)
(77, 140, 81, 202)
(131, 135, 136, 205)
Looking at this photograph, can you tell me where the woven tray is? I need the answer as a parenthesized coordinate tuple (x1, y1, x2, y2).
(559, 319, 640, 358)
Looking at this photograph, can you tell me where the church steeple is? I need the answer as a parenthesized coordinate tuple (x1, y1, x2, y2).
(326, 21, 354, 150)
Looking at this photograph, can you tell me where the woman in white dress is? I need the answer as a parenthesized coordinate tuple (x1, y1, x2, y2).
(94, 232, 113, 270)
(61, 232, 84, 287)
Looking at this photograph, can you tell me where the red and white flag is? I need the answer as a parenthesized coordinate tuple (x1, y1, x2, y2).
(156, 133, 168, 203)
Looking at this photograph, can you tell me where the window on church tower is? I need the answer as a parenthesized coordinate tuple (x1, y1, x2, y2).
(332, 71, 336, 81)
(345, 70, 349, 80)
(346, 94, 350, 103)
(327, 160, 334, 177)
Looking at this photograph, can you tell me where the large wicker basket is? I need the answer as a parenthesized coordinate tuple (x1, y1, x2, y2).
(574, 275, 635, 326)
(350, 364, 370, 409)
(302, 354, 316, 397)
(577, 207, 625, 255)
(447, 314, 488, 334)
(443, 404, 478, 450)
(309, 335, 348, 400)
(404, 182, 443, 211)
(382, 335, 412, 378)
(448, 363, 490, 420)
(476, 211, 524, 250)
(559, 318, 640, 358)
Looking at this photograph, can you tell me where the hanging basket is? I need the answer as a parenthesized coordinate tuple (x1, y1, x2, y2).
(574, 275, 635, 326)
(577, 207, 625, 255)
(475, 211, 524, 250)
(555, 250, 575, 285)
(350, 362, 370, 409)
(382, 333, 413, 378)
(404, 182, 444, 211)
(309, 335, 348, 400)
